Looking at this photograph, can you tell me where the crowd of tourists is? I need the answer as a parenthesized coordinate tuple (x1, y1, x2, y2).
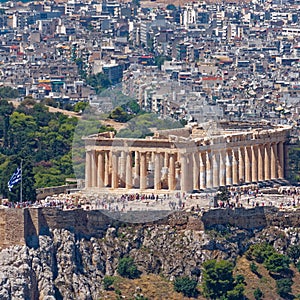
(1, 185, 300, 212)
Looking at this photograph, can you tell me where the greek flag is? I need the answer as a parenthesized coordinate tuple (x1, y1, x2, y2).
(8, 167, 21, 192)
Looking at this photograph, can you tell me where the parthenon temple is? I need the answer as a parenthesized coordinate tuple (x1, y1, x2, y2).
(84, 122, 291, 192)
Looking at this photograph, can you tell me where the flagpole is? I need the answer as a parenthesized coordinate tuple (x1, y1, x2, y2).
(20, 159, 23, 203)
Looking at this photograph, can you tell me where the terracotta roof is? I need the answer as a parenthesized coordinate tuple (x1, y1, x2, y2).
(202, 76, 223, 81)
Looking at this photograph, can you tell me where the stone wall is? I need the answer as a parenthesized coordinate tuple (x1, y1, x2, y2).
(0, 208, 26, 249)
(2, 206, 300, 249)
(201, 206, 268, 229)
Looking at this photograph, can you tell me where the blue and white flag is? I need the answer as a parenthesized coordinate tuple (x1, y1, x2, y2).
(8, 167, 21, 192)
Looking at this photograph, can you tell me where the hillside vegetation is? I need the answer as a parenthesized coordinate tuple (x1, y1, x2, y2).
(0, 99, 80, 201)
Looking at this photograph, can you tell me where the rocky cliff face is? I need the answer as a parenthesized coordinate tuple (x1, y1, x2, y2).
(1, 214, 300, 300)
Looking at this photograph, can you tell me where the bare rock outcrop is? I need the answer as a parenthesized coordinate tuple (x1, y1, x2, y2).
(1, 215, 300, 300)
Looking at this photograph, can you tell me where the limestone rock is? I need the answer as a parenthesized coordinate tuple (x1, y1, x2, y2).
(1, 217, 299, 299)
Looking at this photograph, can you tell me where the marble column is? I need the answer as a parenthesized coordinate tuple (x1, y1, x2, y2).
(134, 151, 140, 187)
(264, 144, 271, 180)
(164, 152, 169, 168)
(97, 151, 105, 188)
(219, 150, 226, 186)
(284, 143, 289, 179)
(232, 148, 239, 185)
(193, 152, 200, 191)
(212, 151, 220, 187)
(258, 145, 264, 182)
(91, 150, 97, 187)
(251, 145, 258, 183)
(85, 151, 92, 188)
(111, 151, 119, 189)
(271, 143, 277, 179)
(140, 152, 147, 190)
(154, 152, 162, 190)
(168, 154, 176, 190)
(104, 151, 111, 187)
(126, 151, 133, 189)
(199, 152, 206, 189)
(245, 146, 252, 183)
(206, 151, 213, 188)
(277, 141, 284, 178)
(180, 154, 188, 192)
(238, 147, 245, 183)
(226, 149, 232, 186)
(119, 151, 126, 187)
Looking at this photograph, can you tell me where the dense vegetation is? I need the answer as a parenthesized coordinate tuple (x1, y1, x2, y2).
(116, 113, 183, 138)
(202, 259, 245, 300)
(173, 276, 198, 297)
(117, 257, 141, 279)
(0, 99, 78, 201)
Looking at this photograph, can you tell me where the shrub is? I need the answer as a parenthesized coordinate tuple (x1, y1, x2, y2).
(226, 283, 245, 300)
(103, 275, 116, 290)
(117, 257, 140, 279)
(246, 243, 275, 263)
(296, 260, 300, 272)
(250, 262, 258, 274)
(287, 244, 300, 264)
(264, 253, 290, 275)
(235, 274, 245, 285)
(253, 287, 263, 300)
(173, 276, 198, 297)
(276, 278, 293, 297)
(202, 260, 234, 299)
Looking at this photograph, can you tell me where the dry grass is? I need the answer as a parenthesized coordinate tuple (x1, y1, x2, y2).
(98, 274, 205, 300)
(235, 256, 300, 300)
(98, 256, 300, 300)
(235, 256, 279, 300)
(291, 264, 300, 298)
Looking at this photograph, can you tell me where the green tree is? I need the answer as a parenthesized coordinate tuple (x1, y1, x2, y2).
(103, 276, 116, 290)
(74, 101, 89, 113)
(42, 98, 58, 108)
(0, 101, 79, 194)
(296, 260, 300, 272)
(86, 72, 111, 93)
(1, 158, 36, 201)
(9, 111, 37, 153)
(0, 100, 14, 148)
(253, 288, 263, 300)
(250, 262, 259, 275)
(0, 86, 19, 99)
(121, 99, 141, 115)
(235, 274, 245, 285)
(276, 278, 293, 298)
(226, 283, 245, 300)
(246, 243, 276, 263)
(264, 253, 290, 275)
(117, 257, 140, 279)
(109, 106, 129, 123)
(202, 260, 234, 299)
(173, 276, 198, 297)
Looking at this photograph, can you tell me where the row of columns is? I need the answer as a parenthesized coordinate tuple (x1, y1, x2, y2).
(85, 141, 285, 192)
